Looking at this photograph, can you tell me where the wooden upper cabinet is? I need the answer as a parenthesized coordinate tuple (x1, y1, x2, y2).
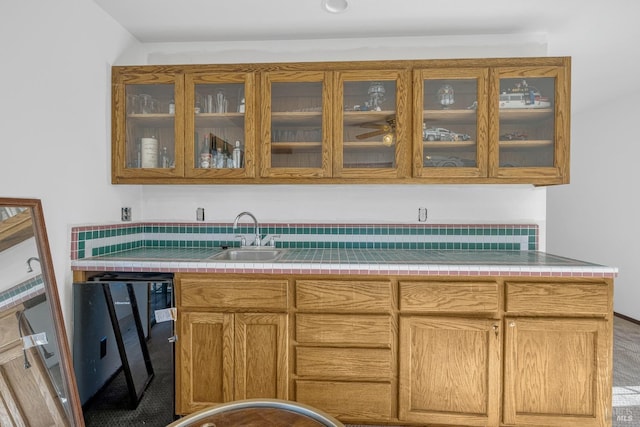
(260, 71, 333, 179)
(413, 67, 489, 179)
(185, 72, 256, 179)
(111, 57, 570, 185)
(333, 69, 411, 179)
(488, 60, 571, 184)
(112, 68, 185, 182)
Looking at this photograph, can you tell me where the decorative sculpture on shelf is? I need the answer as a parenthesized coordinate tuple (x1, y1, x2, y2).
(437, 84, 455, 109)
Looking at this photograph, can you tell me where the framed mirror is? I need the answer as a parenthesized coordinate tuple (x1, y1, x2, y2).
(0, 198, 84, 426)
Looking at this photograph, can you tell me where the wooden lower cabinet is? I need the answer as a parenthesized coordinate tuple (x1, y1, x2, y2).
(175, 275, 288, 415)
(503, 280, 613, 426)
(293, 279, 395, 423)
(175, 274, 613, 427)
(503, 317, 610, 426)
(399, 316, 500, 426)
(176, 311, 287, 414)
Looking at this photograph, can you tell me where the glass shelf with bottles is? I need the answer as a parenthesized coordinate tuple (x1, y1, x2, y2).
(125, 84, 176, 169)
(192, 82, 246, 171)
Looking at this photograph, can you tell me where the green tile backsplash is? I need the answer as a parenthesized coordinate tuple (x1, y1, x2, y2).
(71, 222, 538, 260)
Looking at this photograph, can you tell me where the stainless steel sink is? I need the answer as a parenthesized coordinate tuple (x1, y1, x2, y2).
(210, 248, 285, 262)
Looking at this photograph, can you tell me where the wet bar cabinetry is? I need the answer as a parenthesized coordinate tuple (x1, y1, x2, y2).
(174, 273, 612, 427)
(175, 275, 288, 415)
(112, 57, 570, 185)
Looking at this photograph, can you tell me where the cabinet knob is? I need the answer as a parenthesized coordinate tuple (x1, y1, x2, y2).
(509, 321, 516, 328)
(492, 324, 499, 337)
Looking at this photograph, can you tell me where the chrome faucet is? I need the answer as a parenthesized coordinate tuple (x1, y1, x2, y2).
(233, 211, 261, 246)
(26, 257, 40, 273)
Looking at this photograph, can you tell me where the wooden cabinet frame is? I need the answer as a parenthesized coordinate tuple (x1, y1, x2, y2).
(174, 273, 609, 426)
(112, 57, 570, 185)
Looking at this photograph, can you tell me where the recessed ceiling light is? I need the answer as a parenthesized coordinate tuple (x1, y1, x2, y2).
(322, 0, 348, 13)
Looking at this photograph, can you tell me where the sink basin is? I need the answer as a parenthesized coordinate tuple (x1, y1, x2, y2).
(210, 248, 285, 262)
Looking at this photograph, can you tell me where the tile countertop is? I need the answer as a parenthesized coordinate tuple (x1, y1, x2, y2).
(71, 248, 618, 278)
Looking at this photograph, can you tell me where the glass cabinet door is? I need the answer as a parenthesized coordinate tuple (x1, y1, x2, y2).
(413, 68, 488, 178)
(185, 72, 255, 178)
(489, 66, 569, 181)
(261, 72, 331, 178)
(334, 70, 410, 178)
(113, 72, 184, 180)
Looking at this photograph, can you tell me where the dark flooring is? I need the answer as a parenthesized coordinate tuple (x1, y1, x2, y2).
(82, 320, 175, 426)
(82, 315, 640, 427)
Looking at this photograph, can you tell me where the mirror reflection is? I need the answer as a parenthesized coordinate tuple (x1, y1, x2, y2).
(0, 199, 84, 426)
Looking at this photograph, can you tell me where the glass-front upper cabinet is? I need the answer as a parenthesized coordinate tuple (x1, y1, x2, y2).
(261, 71, 332, 178)
(489, 64, 570, 182)
(185, 72, 255, 178)
(413, 68, 488, 179)
(112, 70, 184, 181)
(334, 70, 410, 178)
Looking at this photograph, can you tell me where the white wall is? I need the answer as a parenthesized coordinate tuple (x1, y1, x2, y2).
(545, 2, 640, 319)
(0, 0, 140, 331)
(0, 237, 39, 292)
(547, 94, 640, 318)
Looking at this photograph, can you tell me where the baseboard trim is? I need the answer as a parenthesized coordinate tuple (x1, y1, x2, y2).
(615, 311, 640, 325)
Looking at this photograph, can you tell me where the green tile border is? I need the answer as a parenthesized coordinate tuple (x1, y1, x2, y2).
(72, 223, 538, 259)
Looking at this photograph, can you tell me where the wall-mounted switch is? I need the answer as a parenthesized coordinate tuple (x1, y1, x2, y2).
(418, 207, 428, 222)
(121, 207, 132, 221)
(196, 207, 205, 221)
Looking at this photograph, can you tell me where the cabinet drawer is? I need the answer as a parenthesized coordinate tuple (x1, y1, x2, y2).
(296, 347, 391, 380)
(296, 314, 391, 347)
(505, 281, 610, 315)
(296, 279, 392, 312)
(296, 380, 392, 421)
(179, 277, 288, 310)
(399, 281, 499, 313)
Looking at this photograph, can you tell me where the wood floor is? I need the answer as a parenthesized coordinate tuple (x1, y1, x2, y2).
(613, 315, 640, 425)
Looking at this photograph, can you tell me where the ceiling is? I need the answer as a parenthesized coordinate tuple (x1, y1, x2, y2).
(93, 0, 585, 43)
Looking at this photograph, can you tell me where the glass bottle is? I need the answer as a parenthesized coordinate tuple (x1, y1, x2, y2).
(215, 147, 224, 168)
(232, 140, 243, 168)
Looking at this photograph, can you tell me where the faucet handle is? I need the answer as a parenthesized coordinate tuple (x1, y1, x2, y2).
(235, 235, 246, 247)
(267, 235, 281, 247)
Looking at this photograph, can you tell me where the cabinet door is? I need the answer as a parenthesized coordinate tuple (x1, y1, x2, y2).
(184, 72, 256, 178)
(399, 316, 500, 426)
(260, 71, 332, 178)
(234, 313, 288, 401)
(176, 311, 233, 415)
(489, 60, 570, 183)
(112, 69, 184, 181)
(334, 70, 410, 179)
(413, 68, 488, 179)
(503, 317, 610, 426)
